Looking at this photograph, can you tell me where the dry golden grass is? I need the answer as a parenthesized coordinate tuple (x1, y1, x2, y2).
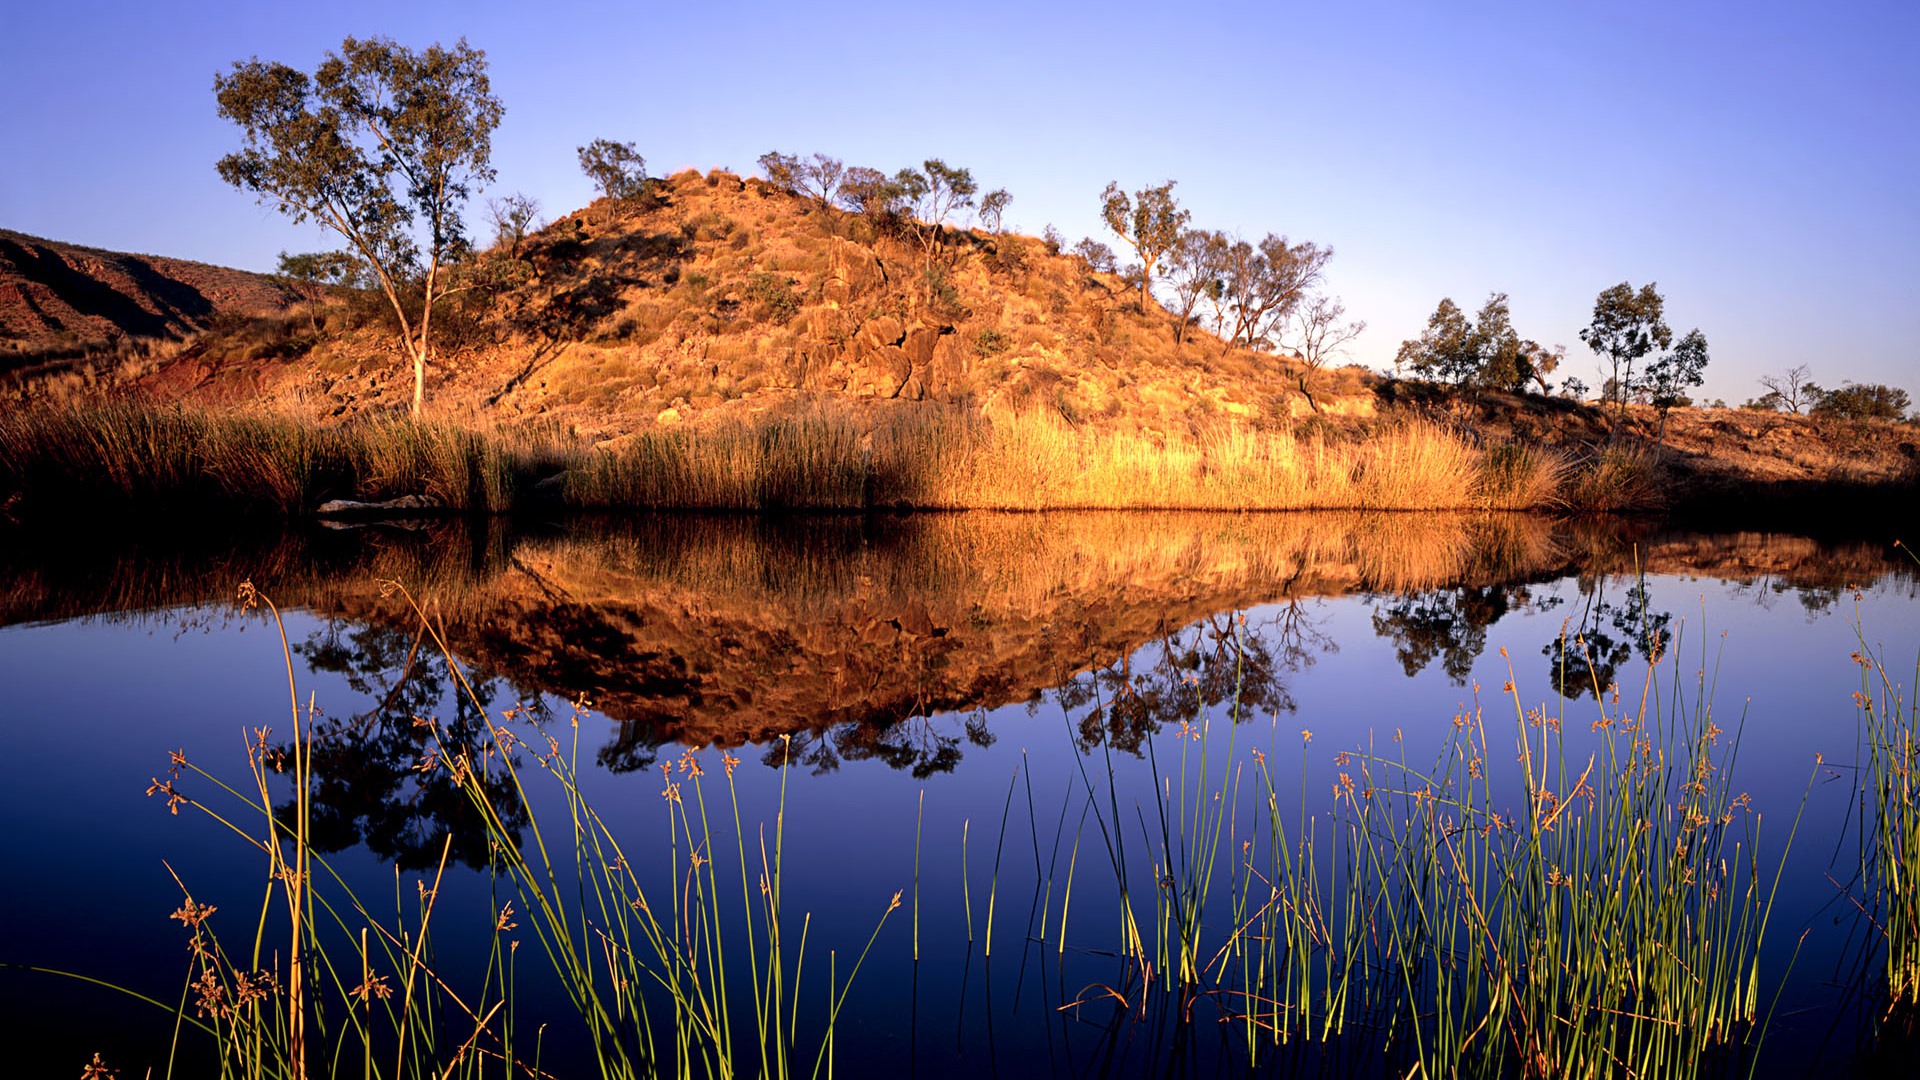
(568, 404, 1573, 512)
(0, 400, 581, 517)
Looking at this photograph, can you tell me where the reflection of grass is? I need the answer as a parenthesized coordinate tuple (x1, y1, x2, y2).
(1037, 613, 1807, 1076)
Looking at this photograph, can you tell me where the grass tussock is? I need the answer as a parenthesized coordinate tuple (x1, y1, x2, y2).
(0, 400, 580, 518)
(3, 399, 1650, 517)
(571, 408, 1576, 513)
(1562, 445, 1667, 513)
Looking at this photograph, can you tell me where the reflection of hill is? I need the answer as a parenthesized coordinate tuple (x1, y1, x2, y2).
(365, 513, 1575, 762)
(2, 514, 1909, 762)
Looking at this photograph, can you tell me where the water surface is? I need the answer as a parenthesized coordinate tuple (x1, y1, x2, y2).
(2, 513, 1915, 1076)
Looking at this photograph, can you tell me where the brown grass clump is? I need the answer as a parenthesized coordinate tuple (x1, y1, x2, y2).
(567, 406, 1567, 512)
(1562, 445, 1668, 513)
(0, 400, 580, 519)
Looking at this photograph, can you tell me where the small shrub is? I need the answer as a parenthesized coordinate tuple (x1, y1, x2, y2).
(972, 328, 1010, 357)
(745, 272, 801, 324)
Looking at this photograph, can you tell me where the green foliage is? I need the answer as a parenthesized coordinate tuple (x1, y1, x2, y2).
(893, 159, 978, 270)
(1394, 293, 1546, 392)
(978, 188, 1011, 234)
(1217, 234, 1331, 353)
(1163, 228, 1228, 344)
(577, 138, 649, 202)
(1071, 237, 1117, 273)
(214, 35, 503, 414)
(837, 165, 905, 222)
(1644, 328, 1710, 417)
(1579, 282, 1671, 417)
(757, 150, 800, 192)
(972, 328, 1009, 357)
(1812, 381, 1912, 421)
(1100, 180, 1189, 310)
(744, 271, 800, 324)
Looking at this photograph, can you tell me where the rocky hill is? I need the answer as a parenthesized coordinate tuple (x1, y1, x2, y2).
(113, 168, 1374, 438)
(8, 171, 1915, 512)
(0, 229, 292, 370)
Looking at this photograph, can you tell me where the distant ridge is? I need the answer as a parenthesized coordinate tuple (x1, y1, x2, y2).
(0, 229, 289, 368)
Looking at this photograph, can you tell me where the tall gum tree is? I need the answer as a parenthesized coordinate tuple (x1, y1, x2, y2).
(215, 36, 503, 415)
(1101, 181, 1188, 314)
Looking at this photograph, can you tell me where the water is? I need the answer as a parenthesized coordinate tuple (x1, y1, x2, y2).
(1, 512, 1915, 1077)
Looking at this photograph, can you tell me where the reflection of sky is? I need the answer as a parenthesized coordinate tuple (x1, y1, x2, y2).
(3, 571, 1918, 1074)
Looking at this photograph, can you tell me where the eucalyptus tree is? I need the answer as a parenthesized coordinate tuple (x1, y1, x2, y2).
(978, 188, 1012, 235)
(1644, 328, 1711, 430)
(1287, 294, 1366, 371)
(1163, 228, 1229, 343)
(1579, 281, 1671, 426)
(577, 139, 649, 206)
(1101, 180, 1189, 312)
(1217, 234, 1330, 353)
(894, 158, 978, 266)
(274, 250, 361, 334)
(484, 192, 540, 258)
(1394, 292, 1546, 392)
(215, 36, 503, 414)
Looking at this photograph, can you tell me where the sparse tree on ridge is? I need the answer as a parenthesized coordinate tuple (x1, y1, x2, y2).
(1071, 237, 1118, 274)
(837, 166, 900, 219)
(978, 188, 1012, 235)
(578, 139, 649, 216)
(1395, 293, 1546, 393)
(1811, 382, 1911, 421)
(1101, 180, 1189, 312)
(1757, 363, 1821, 414)
(1287, 294, 1366, 373)
(1579, 281, 1672, 429)
(757, 151, 801, 193)
(1164, 228, 1229, 344)
(275, 250, 361, 334)
(1644, 328, 1710, 436)
(893, 159, 978, 267)
(1218, 234, 1331, 354)
(215, 35, 504, 415)
(1396, 297, 1476, 383)
(799, 154, 847, 212)
(485, 193, 540, 258)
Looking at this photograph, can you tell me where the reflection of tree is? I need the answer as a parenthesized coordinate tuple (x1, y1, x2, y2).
(285, 620, 540, 869)
(1541, 577, 1672, 700)
(1057, 605, 1328, 755)
(764, 708, 997, 779)
(1369, 584, 1541, 685)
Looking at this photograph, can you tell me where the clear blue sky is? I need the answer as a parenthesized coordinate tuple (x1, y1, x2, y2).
(3, 0, 1914, 403)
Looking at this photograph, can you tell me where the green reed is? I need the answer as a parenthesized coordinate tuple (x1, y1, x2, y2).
(386, 581, 901, 1080)
(1851, 541, 1920, 1008)
(1038, 610, 1808, 1078)
(95, 579, 899, 1080)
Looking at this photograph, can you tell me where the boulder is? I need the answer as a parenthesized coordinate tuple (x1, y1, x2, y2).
(315, 494, 445, 518)
(858, 315, 905, 350)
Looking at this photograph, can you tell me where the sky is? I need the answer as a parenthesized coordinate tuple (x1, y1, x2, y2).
(3, 0, 1915, 404)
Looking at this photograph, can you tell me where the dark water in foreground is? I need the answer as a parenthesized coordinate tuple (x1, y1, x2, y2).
(1, 512, 1917, 1077)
